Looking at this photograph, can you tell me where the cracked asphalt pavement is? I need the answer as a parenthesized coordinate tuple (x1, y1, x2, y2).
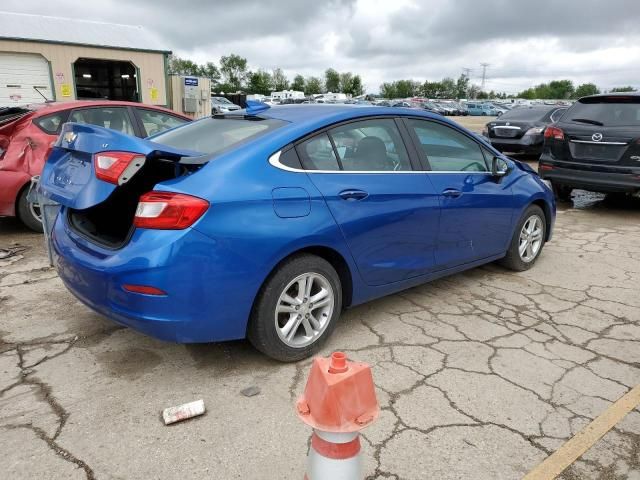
(2, 125, 639, 479)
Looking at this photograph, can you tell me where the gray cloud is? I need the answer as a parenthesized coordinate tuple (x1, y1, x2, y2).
(2, 0, 638, 93)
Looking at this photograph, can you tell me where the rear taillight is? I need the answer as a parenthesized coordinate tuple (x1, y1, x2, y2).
(94, 151, 145, 185)
(539, 164, 554, 171)
(134, 192, 209, 230)
(544, 126, 564, 141)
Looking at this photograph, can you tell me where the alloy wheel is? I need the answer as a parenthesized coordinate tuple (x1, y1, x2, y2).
(274, 272, 335, 348)
(519, 214, 543, 263)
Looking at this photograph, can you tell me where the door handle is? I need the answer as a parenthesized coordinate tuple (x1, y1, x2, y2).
(442, 188, 463, 198)
(339, 189, 369, 201)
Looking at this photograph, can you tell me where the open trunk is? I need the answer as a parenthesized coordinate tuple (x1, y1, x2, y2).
(40, 123, 203, 248)
(67, 158, 182, 248)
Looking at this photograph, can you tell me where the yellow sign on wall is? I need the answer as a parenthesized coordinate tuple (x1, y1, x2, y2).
(149, 87, 158, 102)
(60, 84, 72, 97)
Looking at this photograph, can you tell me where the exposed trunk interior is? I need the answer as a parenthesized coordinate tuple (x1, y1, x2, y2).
(68, 159, 183, 248)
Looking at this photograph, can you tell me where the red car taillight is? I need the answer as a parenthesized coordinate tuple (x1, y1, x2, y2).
(94, 151, 145, 185)
(544, 126, 564, 141)
(133, 192, 209, 230)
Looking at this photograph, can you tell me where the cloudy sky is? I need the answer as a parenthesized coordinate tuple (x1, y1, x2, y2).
(4, 0, 640, 93)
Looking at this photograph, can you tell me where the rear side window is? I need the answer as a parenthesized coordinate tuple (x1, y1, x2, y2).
(69, 107, 135, 135)
(298, 133, 341, 170)
(407, 119, 488, 172)
(34, 112, 65, 134)
(151, 117, 286, 155)
(567, 97, 640, 127)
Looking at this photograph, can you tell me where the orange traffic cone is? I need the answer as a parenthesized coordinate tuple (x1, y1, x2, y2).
(296, 352, 379, 480)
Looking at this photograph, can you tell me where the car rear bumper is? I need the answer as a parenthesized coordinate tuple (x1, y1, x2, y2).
(52, 212, 260, 343)
(489, 135, 543, 154)
(538, 160, 640, 193)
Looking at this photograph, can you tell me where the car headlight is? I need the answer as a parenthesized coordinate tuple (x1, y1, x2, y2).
(524, 127, 544, 136)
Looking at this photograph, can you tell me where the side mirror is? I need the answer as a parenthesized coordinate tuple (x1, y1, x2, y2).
(491, 156, 509, 177)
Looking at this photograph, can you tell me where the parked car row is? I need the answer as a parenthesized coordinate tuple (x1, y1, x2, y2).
(0, 101, 191, 230)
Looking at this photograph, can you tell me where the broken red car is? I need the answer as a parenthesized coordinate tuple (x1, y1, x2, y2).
(0, 100, 190, 231)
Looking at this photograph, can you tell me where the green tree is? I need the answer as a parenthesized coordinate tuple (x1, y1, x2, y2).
(305, 76, 323, 95)
(380, 82, 396, 99)
(202, 62, 220, 84)
(573, 83, 600, 98)
(422, 81, 443, 98)
(394, 79, 420, 98)
(547, 80, 574, 99)
(339, 72, 354, 94)
(271, 68, 289, 91)
(455, 74, 470, 99)
(350, 75, 364, 96)
(219, 54, 248, 91)
(291, 74, 305, 92)
(325, 68, 340, 92)
(168, 55, 202, 76)
(247, 70, 272, 95)
(610, 86, 637, 92)
(439, 77, 457, 98)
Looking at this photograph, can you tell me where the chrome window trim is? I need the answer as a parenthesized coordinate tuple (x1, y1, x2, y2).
(570, 140, 627, 145)
(268, 150, 490, 174)
(493, 126, 521, 130)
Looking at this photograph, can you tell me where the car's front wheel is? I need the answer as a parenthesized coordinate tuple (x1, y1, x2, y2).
(248, 254, 342, 362)
(499, 205, 546, 271)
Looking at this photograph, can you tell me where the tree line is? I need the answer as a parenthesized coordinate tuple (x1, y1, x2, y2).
(168, 54, 637, 100)
(168, 54, 364, 96)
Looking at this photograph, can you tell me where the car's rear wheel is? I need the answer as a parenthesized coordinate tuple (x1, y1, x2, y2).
(551, 182, 572, 201)
(499, 205, 546, 271)
(248, 254, 342, 362)
(17, 188, 43, 232)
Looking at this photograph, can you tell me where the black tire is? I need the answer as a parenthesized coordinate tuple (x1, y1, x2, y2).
(499, 205, 546, 272)
(551, 182, 572, 201)
(17, 188, 43, 232)
(248, 254, 342, 362)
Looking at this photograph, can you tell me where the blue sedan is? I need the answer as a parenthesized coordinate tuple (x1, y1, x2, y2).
(41, 104, 555, 361)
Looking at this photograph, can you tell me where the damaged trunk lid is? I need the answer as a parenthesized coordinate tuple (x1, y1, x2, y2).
(40, 122, 200, 209)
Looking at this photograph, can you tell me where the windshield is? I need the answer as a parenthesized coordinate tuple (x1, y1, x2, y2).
(150, 117, 286, 155)
(567, 97, 640, 127)
(498, 107, 553, 121)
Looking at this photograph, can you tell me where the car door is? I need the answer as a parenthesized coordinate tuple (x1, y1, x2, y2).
(298, 117, 440, 286)
(133, 107, 189, 137)
(68, 106, 138, 136)
(403, 118, 514, 269)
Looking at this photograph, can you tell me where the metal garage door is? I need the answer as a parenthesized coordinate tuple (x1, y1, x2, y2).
(0, 53, 54, 107)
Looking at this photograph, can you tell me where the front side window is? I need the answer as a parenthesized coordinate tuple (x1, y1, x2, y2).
(407, 119, 488, 172)
(136, 108, 188, 137)
(328, 118, 411, 171)
(69, 107, 135, 136)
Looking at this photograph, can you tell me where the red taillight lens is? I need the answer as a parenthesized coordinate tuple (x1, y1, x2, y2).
(544, 126, 564, 141)
(539, 164, 554, 171)
(134, 192, 209, 230)
(122, 284, 167, 295)
(94, 151, 145, 185)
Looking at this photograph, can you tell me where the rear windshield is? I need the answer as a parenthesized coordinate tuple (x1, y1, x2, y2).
(567, 97, 640, 127)
(150, 116, 286, 155)
(498, 107, 553, 121)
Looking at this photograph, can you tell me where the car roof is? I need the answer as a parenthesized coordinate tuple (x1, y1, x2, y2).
(259, 104, 444, 125)
(26, 100, 190, 119)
